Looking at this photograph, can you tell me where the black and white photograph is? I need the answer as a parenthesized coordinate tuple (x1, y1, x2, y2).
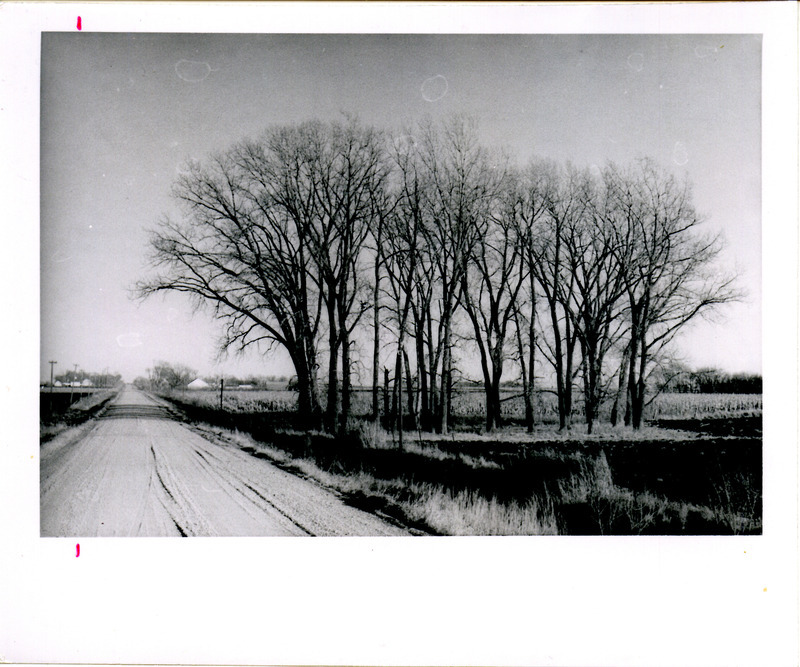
(40, 31, 762, 538)
(2, 2, 798, 666)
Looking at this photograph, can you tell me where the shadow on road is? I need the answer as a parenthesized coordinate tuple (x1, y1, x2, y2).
(99, 404, 177, 420)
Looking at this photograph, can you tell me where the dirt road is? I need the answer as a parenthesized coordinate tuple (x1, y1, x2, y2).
(40, 387, 408, 537)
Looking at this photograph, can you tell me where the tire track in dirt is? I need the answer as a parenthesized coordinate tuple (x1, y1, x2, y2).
(241, 482, 314, 536)
(41, 386, 409, 537)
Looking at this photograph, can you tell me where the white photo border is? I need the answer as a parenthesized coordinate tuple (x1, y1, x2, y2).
(1, 3, 797, 666)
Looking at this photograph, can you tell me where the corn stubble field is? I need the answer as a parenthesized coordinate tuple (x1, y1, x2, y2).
(165, 388, 762, 536)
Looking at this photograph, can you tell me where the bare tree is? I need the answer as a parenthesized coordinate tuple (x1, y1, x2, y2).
(136, 147, 325, 425)
(369, 204, 386, 421)
(507, 166, 550, 432)
(565, 170, 628, 433)
(240, 118, 390, 434)
(512, 298, 537, 432)
(382, 128, 451, 435)
(605, 159, 740, 428)
(302, 119, 391, 434)
(138, 114, 740, 440)
(517, 160, 586, 430)
(149, 361, 196, 391)
(382, 148, 426, 440)
(138, 119, 390, 432)
(459, 166, 525, 431)
(416, 116, 494, 434)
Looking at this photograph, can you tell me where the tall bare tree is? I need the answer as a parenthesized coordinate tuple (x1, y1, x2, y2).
(460, 166, 525, 431)
(507, 166, 550, 432)
(136, 148, 325, 424)
(564, 170, 628, 433)
(382, 134, 431, 441)
(416, 116, 494, 434)
(517, 161, 586, 430)
(138, 119, 391, 432)
(139, 115, 739, 439)
(304, 119, 391, 433)
(244, 119, 390, 433)
(605, 159, 740, 428)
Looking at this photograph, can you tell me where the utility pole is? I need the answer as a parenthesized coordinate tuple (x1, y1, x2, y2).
(219, 377, 224, 410)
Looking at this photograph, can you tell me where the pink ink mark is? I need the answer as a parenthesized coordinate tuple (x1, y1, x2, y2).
(76, 543, 80, 557)
(77, 16, 82, 31)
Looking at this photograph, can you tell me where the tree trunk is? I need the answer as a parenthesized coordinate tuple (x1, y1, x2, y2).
(427, 310, 439, 431)
(403, 348, 416, 429)
(476, 345, 493, 431)
(564, 312, 578, 431)
(326, 321, 339, 434)
(548, 300, 567, 430)
(581, 342, 593, 434)
(528, 353, 537, 429)
(514, 311, 533, 432)
(625, 320, 640, 428)
(372, 258, 381, 420)
(610, 342, 630, 427)
(415, 322, 430, 430)
(383, 367, 390, 428)
(488, 378, 502, 431)
(483, 379, 494, 432)
(581, 336, 601, 435)
(396, 351, 404, 450)
(292, 350, 321, 429)
(338, 330, 351, 435)
(296, 370, 313, 422)
(391, 352, 400, 428)
(371, 215, 385, 422)
(440, 312, 452, 435)
(631, 340, 648, 429)
(527, 293, 537, 431)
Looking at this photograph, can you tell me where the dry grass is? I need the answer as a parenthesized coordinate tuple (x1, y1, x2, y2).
(221, 428, 557, 535)
(40, 385, 122, 442)
(709, 471, 762, 534)
(557, 451, 761, 535)
(417, 421, 701, 443)
(192, 415, 761, 536)
(409, 485, 560, 536)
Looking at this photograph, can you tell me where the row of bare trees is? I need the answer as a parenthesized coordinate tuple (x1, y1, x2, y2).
(137, 115, 737, 435)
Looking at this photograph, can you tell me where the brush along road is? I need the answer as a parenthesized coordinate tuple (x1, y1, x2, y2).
(40, 386, 408, 537)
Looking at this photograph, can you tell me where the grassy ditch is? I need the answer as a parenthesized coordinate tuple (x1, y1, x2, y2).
(164, 395, 762, 536)
(40, 385, 123, 443)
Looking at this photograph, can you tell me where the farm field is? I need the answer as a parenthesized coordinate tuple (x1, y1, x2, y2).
(161, 387, 762, 536)
(172, 387, 762, 423)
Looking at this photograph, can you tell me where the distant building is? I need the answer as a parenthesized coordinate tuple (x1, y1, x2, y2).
(187, 378, 210, 390)
(54, 380, 63, 387)
(81, 378, 92, 387)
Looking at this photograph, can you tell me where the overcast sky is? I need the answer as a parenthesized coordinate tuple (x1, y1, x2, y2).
(40, 33, 761, 382)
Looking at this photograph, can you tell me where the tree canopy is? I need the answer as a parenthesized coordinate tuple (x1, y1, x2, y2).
(138, 117, 739, 433)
